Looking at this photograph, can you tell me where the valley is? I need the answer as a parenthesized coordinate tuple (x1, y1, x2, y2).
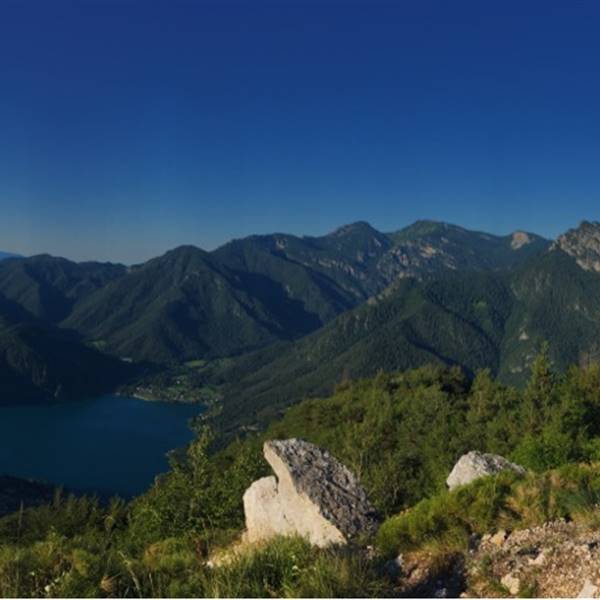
(4, 218, 600, 598)
(3, 218, 600, 495)
(0, 219, 553, 410)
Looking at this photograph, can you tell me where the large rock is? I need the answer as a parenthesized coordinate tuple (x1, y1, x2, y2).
(446, 451, 526, 490)
(243, 438, 379, 547)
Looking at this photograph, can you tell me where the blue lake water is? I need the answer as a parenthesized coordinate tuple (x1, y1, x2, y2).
(0, 395, 202, 498)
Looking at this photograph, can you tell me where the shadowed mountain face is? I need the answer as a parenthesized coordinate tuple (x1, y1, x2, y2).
(0, 293, 132, 403)
(0, 251, 20, 261)
(62, 245, 338, 364)
(0, 255, 126, 323)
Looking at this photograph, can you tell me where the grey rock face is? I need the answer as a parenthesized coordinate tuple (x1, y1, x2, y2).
(243, 438, 379, 547)
(446, 451, 526, 490)
(556, 220, 600, 272)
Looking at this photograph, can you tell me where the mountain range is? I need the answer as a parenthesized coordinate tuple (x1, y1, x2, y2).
(0, 220, 548, 364)
(3, 219, 600, 429)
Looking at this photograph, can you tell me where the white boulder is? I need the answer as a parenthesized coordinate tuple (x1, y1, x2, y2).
(243, 438, 379, 547)
(447, 451, 526, 490)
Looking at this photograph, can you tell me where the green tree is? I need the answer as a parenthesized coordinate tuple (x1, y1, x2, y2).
(523, 342, 556, 431)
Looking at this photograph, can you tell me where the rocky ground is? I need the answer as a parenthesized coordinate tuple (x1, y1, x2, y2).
(383, 519, 600, 597)
(464, 519, 600, 597)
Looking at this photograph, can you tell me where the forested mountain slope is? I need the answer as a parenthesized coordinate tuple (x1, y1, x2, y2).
(212, 226, 600, 432)
(0, 297, 132, 403)
(0, 255, 126, 323)
(0, 219, 556, 404)
(34, 221, 549, 364)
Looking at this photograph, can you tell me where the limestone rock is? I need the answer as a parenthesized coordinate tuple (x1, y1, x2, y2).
(511, 231, 533, 250)
(501, 573, 520, 595)
(243, 476, 292, 543)
(556, 221, 600, 273)
(578, 579, 599, 598)
(243, 438, 379, 547)
(446, 451, 526, 490)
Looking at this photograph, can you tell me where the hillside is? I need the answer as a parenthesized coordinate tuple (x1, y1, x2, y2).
(0, 293, 133, 403)
(215, 220, 548, 303)
(3, 361, 600, 597)
(0, 476, 56, 517)
(0, 219, 561, 408)
(0, 255, 126, 323)
(63, 245, 344, 364)
(211, 223, 600, 432)
(212, 272, 512, 431)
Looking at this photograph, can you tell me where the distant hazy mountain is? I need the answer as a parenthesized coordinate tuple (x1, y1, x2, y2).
(215, 220, 548, 301)
(0, 251, 20, 261)
(212, 221, 600, 431)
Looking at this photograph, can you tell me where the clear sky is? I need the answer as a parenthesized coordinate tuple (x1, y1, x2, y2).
(2, 0, 600, 263)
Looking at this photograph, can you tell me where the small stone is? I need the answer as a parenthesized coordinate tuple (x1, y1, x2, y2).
(578, 579, 599, 598)
(384, 554, 404, 577)
(529, 550, 546, 566)
(501, 573, 520, 595)
(490, 529, 508, 547)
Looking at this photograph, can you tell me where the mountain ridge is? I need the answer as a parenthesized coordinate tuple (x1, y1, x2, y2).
(9, 219, 548, 365)
(6, 219, 599, 413)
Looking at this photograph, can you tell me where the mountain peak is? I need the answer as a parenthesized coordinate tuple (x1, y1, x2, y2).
(327, 221, 379, 238)
(388, 220, 461, 245)
(556, 221, 600, 272)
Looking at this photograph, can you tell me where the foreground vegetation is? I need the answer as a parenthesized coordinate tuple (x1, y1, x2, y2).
(4, 350, 600, 596)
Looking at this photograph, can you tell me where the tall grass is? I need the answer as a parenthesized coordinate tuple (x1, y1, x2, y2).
(376, 463, 600, 558)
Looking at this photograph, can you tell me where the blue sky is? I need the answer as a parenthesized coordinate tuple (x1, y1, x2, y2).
(2, 0, 600, 263)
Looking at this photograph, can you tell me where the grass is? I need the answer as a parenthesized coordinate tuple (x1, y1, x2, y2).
(0, 531, 396, 598)
(376, 463, 600, 559)
(200, 536, 394, 598)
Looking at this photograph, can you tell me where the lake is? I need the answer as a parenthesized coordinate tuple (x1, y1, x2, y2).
(0, 395, 202, 498)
